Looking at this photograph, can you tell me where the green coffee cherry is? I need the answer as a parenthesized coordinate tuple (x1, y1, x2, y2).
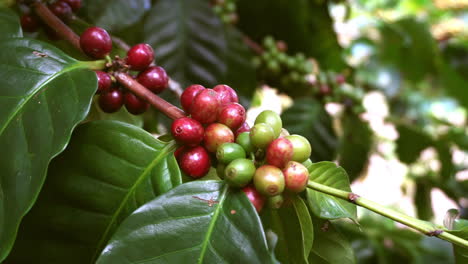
(285, 135, 312, 162)
(225, 158, 256, 187)
(267, 195, 284, 209)
(254, 165, 285, 196)
(254, 110, 282, 138)
(250, 123, 275, 149)
(236, 132, 255, 154)
(216, 143, 246, 164)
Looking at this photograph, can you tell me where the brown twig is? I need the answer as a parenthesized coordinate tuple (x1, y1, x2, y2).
(115, 72, 186, 120)
(33, 2, 82, 52)
(242, 35, 263, 55)
(111, 36, 131, 52)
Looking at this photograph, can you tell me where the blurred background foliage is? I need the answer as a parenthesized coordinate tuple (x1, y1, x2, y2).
(38, 0, 467, 262)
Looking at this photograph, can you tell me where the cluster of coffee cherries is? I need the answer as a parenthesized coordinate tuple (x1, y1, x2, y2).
(210, 0, 238, 24)
(253, 36, 315, 96)
(171, 85, 312, 212)
(78, 26, 168, 115)
(19, 0, 82, 39)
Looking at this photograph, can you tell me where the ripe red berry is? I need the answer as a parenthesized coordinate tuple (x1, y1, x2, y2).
(136, 66, 168, 94)
(235, 122, 250, 137)
(254, 165, 285, 197)
(98, 88, 123, 113)
(282, 161, 309, 193)
(266, 138, 294, 168)
(171, 117, 204, 146)
(203, 123, 234, 152)
(20, 14, 39, 32)
(174, 146, 186, 161)
(80, 27, 112, 59)
(242, 185, 265, 213)
(213, 84, 238, 106)
(126, 43, 154, 71)
(95, 71, 112, 93)
(180, 84, 205, 112)
(124, 92, 149, 115)
(335, 74, 345, 85)
(191, 89, 220, 124)
(63, 0, 81, 11)
(218, 103, 246, 131)
(178, 146, 211, 178)
(49, 1, 72, 20)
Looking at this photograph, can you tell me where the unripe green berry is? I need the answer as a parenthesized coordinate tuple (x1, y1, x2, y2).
(267, 195, 284, 209)
(250, 123, 275, 149)
(285, 135, 311, 163)
(225, 158, 256, 187)
(216, 143, 246, 164)
(236, 132, 255, 154)
(254, 110, 282, 138)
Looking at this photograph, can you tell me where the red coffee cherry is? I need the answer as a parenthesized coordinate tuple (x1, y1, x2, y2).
(171, 117, 204, 146)
(63, 0, 81, 11)
(178, 146, 211, 178)
(253, 165, 285, 197)
(218, 103, 246, 131)
(20, 14, 40, 32)
(242, 185, 266, 213)
(137, 66, 168, 94)
(213, 84, 238, 106)
(191, 89, 220, 124)
(235, 122, 250, 137)
(282, 161, 309, 193)
(99, 88, 123, 113)
(266, 138, 294, 168)
(95, 71, 112, 93)
(174, 146, 186, 161)
(203, 123, 234, 152)
(126, 43, 154, 71)
(124, 92, 149, 115)
(180, 84, 205, 112)
(80, 27, 112, 59)
(49, 1, 72, 20)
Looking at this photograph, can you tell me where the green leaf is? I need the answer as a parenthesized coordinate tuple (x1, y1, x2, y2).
(144, 0, 226, 88)
(306, 162, 357, 220)
(0, 8, 22, 39)
(282, 98, 338, 162)
(81, 0, 151, 32)
(395, 124, 433, 164)
(414, 179, 434, 220)
(338, 112, 373, 182)
(0, 36, 97, 260)
(85, 98, 144, 127)
(7, 121, 181, 264)
(449, 219, 468, 264)
(261, 196, 314, 264)
(308, 218, 355, 264)
(97, 181, 275, 263)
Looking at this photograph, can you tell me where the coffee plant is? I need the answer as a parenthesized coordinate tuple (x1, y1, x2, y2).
(0, 0, 467, 263)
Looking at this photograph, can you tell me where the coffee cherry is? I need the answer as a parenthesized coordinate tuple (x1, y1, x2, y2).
(242, 185, 265, 213)
(235, 132, 255, 154)
(174, 146, 186, 161)
(255, 110, 282, 138)
(180, 84, 205, 112)
(20, 14, 39, 32)
(213, 84, 238, 106)
(282, 161, 309, 193)
(204, 123, 234, 152)
(63, 0, 81, 11)
(124, 92, 149, 115)
(225, 158, 255, 187)
(178, 146, 211, 178)
(126, 43, 154, 71)
(99, 88, 123, 113)
(80, 27, 112, 59)
(137, 66, 168, 94)
(335, 74, 345, 85)
(285, 135, 311, 162)
(250, 123, 275, 149)
(218, 103, 246, 130)
(171, 117, 204, 146)
(216, 143, 246, 164)
(235, 122, 250, 137)
(191, 89, 220, 124)
(266, 138, 293, 168)
(254, 165, 285, 197)
(49, 1, 72, 20)
(95, 71, 112, 93)
(267, 195, 284, 209)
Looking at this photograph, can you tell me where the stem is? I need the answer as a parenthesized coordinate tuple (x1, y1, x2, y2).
(33, 2, 82, 52)
(79, 60, 106, 70)
(242, 35, 263, 55)
(114, 72, 186, 120)
(307, 180, 468, 249)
